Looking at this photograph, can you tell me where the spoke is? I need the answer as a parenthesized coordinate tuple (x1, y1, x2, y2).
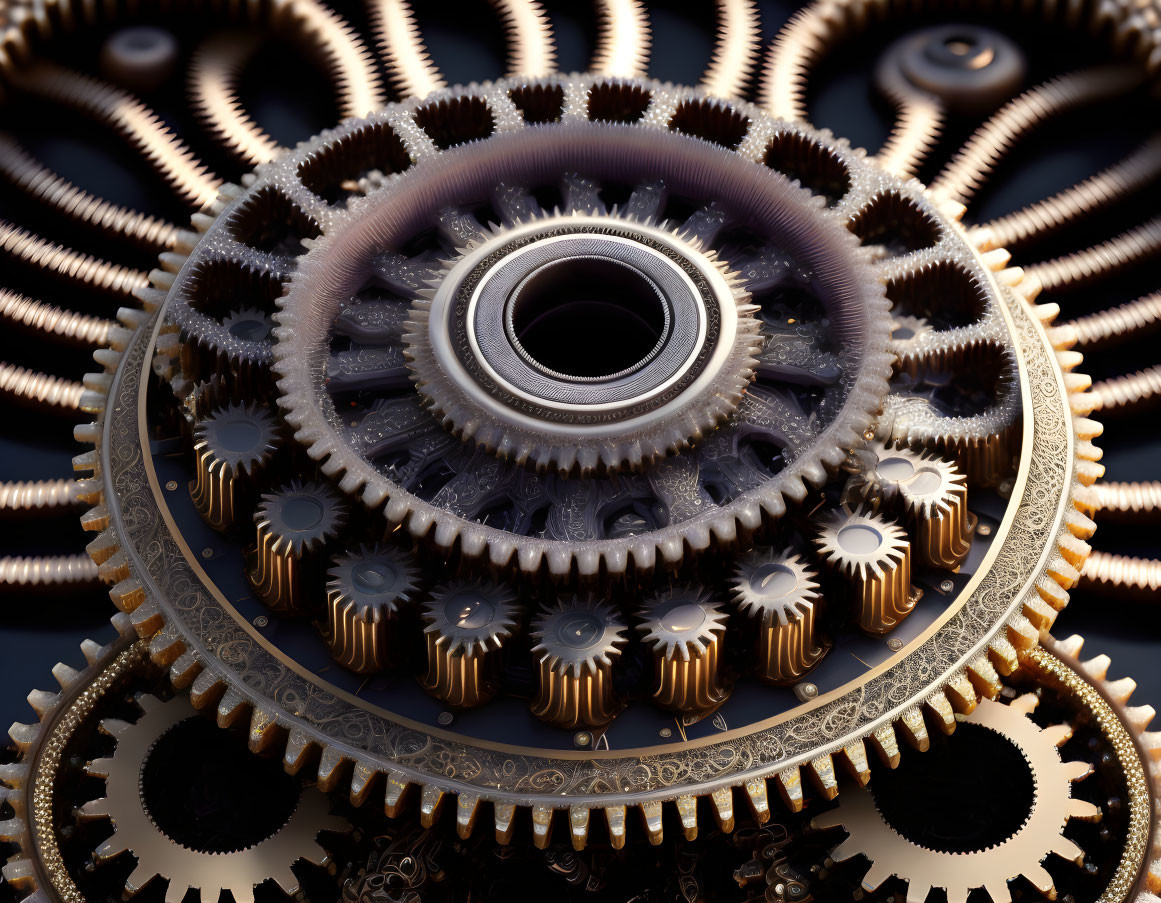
(371, 251, 442, 297)
(562, 173, 606, 215)
(680, 203, 729, 248)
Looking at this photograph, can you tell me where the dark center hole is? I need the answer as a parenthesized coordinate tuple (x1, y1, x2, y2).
(869, 722, 1035, 853)
(510, 257, 667, 379)
(141, 716, 299, 853)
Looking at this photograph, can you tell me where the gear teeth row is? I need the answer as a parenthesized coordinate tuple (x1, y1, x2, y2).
(1, 614, 139, 903)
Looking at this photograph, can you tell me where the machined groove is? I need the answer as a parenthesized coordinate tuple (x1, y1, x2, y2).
(0, 288, 113, 345)
(1089, 364, 1161, 413)
(189, 33, 283, 166)
(8, 62, 222, 208)
(492, 0, 556, 78)
(1026, 216, 1161, 291)
(1067, 292, 1161, 347)
(0, 132, 180, 249)
(592, 0, 651, 78)
(1089, 481, 1161, 519)
(0, 220, 148, 298)
(700, 0, 761, 99)
(0, 362, 85, 411)
(982, 134, 1161, 249)
(367, 0, 446, 100)
(0, 479, 84, 512)
(1081, 549, 1161, 594)
(0, 554, 99, 587)
(929, 66, 1143, 205)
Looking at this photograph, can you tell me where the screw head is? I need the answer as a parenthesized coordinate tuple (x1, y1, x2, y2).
(940, 579, 955, 593)
(573, 731, 592, 748)
(887, 637, 903, 651)
(201, 547, 213, 559)
(977, 523, 993, 537)
(165, 480, 178, 491)
(659, 727, 672, 738)
(437, 711, 454, 726)
(796, 682, 818, 700)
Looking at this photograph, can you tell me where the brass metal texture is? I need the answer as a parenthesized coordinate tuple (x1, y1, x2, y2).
(327, 543, 421, 674)
(729, 548, 825, 684)
(815, 508, 915, 635)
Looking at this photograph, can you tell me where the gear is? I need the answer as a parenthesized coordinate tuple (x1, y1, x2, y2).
(815, 507, 914, 635)
(74, 69, 1099, 846)
(79, 693, 346, 903)
(530, 596, 628, 728)
(190, 401, 281, 531)
(421, 579, 521, 707)
(271, 76, 895, 578)
(637, 585, 730, 714)
(815, 694, 1100, 903)
(405, 212, 762, 475)
(247, 480, 348, 613)
(729, 547, 826, 684)
(326, 542, 421, 673)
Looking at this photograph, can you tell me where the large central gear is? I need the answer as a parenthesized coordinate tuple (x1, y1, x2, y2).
(73, 71, 1098, 848)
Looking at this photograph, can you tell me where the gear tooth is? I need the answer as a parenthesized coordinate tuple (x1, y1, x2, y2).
(1036, 575, 1070, 611)
(456, 793, 480, 839)
(1020, 863, 1056, 897)
(569, 804, 591, 850)
(709, 786, 734, 832)
(983, 880, 1013, 903)
(348, 760, 378, 806)
(639, 800, 664, 845)
(944, 671, 978, 714)
(1081, 654, 1112, 682)
(1041, 723, 1074, 748)
(98, 717, 134, 738)
(1067, 798, 1103, 822)
(169, 652, 201, 689)
(493, 802, 517, 844)
(604, 805, 627, 849)
(530, 803, 554, 848)
(1008, 693, 1040, 716)
(860, 860, 892, 891)
(1125, 704, 1156, 732)
(987, 636, 1019, 676)
(283, 728, 314, 774)
(419, 785, 446, 828)
(743, 778, 770, 824)
(897, 706, 930, 750)
(1007, 614, 1039, 651)
(248, 707, 279, 753)
(316, 746, 347, 792)
(384, 770, 411, 817)
(94, 833, 130, 861)
(85, 757, 114, 779)
(189, 668, 225, 709)
(806, 754, 838, 799)
(966, 655, 1001, 700)
(216, 688, 248, 728)
(925, 691, 956, 734)
(25, 689, 59, 720)
(1102, 676, 1137, 704)
(869, 723, 901, 767)
(840, 740, 872, 785)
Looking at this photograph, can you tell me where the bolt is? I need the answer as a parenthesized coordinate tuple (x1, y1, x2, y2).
(253, 615, 269, 628)
(940, 579, 954, 593)
(165, 480, 178, 491)
(659, 727, 672, 738)
(977, 523, 992, 537)
(574, 731, 592, 748)
(201, 547, 213, 559)
(437, 711, 454, 726)
(887, 637, 903, 651)
(795, 682, 818, 702)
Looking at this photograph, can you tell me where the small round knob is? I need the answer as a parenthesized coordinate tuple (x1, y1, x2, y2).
(815, 509, 913, 636)
(421, 581, 520, 708)
(246, 481, 347, 615)
(327, 544, 420, 674)
(190, 402, 279, 531)
(530, 598, 627, 730)
(730, 548, 825, 684)
(637, 586, 729, 714)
